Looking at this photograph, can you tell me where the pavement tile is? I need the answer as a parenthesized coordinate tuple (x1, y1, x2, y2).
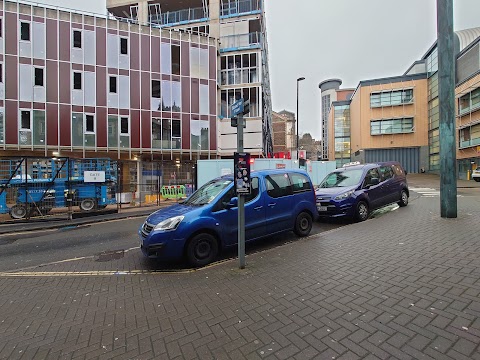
(2, 179, 480, 360)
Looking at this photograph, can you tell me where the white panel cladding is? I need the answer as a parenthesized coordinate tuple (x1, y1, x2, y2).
(19, 64, 33, 102)
(108, 92, 118, 108)
(71, 47, 83, 63)
(119, 75, 130, 108)
(84, 72, 96, 106)
(107, 33, 119, 68)
(19, 41, 32, 58)
(84, 31, 96, 65)
(0, 83, 4, 99)
(32, 22, 45, 59)
(33, 85, 45, 103)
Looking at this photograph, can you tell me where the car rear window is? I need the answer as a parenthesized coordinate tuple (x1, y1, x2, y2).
(290, 173, 312, 193)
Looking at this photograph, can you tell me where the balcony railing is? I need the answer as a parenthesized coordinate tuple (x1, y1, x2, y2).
(149, 7, 207, 26)
(220, 0, 261, 17)
(220, 32, 261, 52)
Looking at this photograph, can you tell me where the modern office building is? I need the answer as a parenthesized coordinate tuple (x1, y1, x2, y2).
(321, 27, 480, 177)
(106, 0, 273, 157)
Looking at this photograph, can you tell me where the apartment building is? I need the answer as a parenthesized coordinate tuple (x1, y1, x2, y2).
(321, 27, 480, 177)
(0, 0, 217, 164)
(106, 0, 273, 157)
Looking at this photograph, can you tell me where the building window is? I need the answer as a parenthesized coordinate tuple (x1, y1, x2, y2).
(120, 38, 128, 55)
(220, 53, 258, 85)
(459, 123, 480, 149)
(370, 89, 413, 108)
(172, 45, 180, 75)
(20, 22, 30, 41)
(34, 68, 44, 86)
(21, 110, 31, 130)
(109, 76, 117, 93)
(73, 30, 82, 48)
(0, 63, 3, 83)
(73, 72, 82, 90)
(458, 88, 480, 115)
(0, 19, 2, 38)
(152, 80, 161, 98)
(85, 114, 94, 133)
(370, 118, 414, 135)
(120, 117, 129, 134)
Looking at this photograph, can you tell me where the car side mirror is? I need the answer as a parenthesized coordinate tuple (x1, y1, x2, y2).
(226, 197, 238, 208)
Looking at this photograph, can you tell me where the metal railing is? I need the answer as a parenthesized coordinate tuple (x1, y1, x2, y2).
(149, 7, 207, 26)
(220, 0, 261, 17)
(220, 32, 261, 51)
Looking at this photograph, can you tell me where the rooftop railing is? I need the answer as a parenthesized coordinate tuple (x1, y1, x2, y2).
(220, 0, 261, 17)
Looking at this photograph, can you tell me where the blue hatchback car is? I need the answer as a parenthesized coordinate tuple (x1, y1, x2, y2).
(315, 162, 409, 222)
(139, 169, 318, 266)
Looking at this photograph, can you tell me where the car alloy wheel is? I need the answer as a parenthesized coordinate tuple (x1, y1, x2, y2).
(355, 201, 369, 222)
(398, 190, 408, 207)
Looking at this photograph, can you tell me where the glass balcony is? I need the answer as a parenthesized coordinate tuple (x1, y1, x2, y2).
(220, 0, 261, 18)
(220, 32, 261, 52)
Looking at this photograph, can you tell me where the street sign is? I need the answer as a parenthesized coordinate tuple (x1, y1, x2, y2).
(234, 152, 251, 195)
(84, 171, 105, 183)
(231, 98, 244, 116)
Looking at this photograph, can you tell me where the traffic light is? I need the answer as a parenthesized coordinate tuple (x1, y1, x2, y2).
(231, 116, 237, 127)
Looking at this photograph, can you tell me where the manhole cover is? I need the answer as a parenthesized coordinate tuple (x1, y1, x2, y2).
(95, 250, 125, 262)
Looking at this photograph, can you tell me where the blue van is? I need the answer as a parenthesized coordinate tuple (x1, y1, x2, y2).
(139, 169, 317, 266)
(315, 162, 409, 222)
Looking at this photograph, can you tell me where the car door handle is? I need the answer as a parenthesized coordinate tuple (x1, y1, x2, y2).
(268, 203, 276, 207)
(254, 206, 263, 211)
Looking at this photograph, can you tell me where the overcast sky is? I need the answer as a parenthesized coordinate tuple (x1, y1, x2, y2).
(38, 0, 480, 140)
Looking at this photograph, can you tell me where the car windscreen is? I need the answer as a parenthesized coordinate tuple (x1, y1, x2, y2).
(319, 169, 364, 188)
(183, 178, 233, 206)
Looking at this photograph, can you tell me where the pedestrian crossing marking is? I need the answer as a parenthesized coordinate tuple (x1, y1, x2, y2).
(410, 187, 463, 198)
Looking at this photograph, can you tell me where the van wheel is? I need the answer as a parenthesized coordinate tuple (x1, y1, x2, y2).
(294, 212, 313, 237)
(398, 190, 408, 207)
(355, 201, 369, 222)
(474, 178, 480, 182)
(186, 233, 219, 267)
(79, 198, 96, 211)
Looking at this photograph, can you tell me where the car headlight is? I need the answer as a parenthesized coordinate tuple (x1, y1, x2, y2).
(334, 190, 355, 200)
(154, 215, 184, 231)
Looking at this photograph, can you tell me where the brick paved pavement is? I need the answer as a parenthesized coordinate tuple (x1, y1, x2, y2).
(0, 181, 480, 359)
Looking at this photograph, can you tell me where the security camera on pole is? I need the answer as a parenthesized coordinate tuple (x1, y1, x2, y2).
(231, 98, 251, 269)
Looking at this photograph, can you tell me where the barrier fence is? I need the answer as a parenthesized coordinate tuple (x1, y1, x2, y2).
(0, 157, 197, 223)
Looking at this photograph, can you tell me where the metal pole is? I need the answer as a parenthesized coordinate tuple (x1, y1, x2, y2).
(296, 81, 299, 161)
(437, 0, 457, 218)
(237, 113, 245, 269)
(296, 77, 305, 163)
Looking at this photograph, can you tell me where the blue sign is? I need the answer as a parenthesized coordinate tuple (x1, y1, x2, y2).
(231, 98, 244, 116)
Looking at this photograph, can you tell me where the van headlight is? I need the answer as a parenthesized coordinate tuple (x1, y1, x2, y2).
(154, 215, 184, 231)
(334, 190, 355, 200)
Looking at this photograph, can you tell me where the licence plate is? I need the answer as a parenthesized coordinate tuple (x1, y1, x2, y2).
(317, 206, 328, 212)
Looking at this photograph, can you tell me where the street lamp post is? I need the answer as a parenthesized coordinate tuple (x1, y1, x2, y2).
(296, 77, 305, 161)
